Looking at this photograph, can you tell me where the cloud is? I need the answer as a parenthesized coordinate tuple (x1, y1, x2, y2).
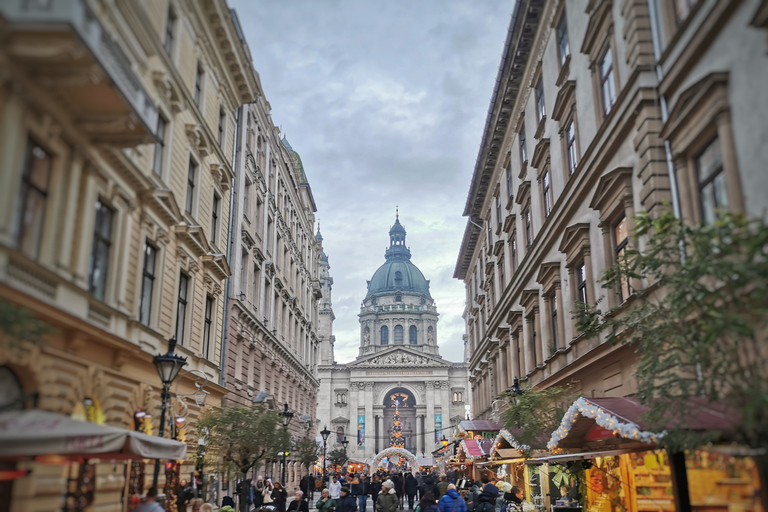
(231, 0, 511, 363)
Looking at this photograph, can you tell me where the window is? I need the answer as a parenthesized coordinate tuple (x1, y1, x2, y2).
(487, 220, 493, 246)
(139, 243, 157, 326)
(566, 120, 578, 175)
(243, 180, 251, 220)
(510, 233, 518, 274)
(185, 159, 196, 214)
(506, 165, 513, 198)
(163, 7, 175, 55)
(523, 208, 532, 249)
(614, 216, 631, 302)
(211, 194, 220, 244)
(519, 122, 528, 163)
(381, 325, 389, 345)
(557, 14, 570, 67)
(695, 137, 726, 224)
(498, 260, 505, 293)
(202, 295, 213, 359)
(336, 393, 347, 404)
(453, 392, 463, 402)
(542, 170, 552, 218)
(153, 115, 167, 176)
(394, 324, 404, 344)
(175, 273, 189, 344)
(13, 140, 51, 259)
(336, 427, 344, 443)
(88, 199, 114, 301)
(395, 295, 402, 302)
(409, 325, 417, 344)
(535, 77, 546, 123)
(495, 194, 502, 229)
(194, 64, 203, 107)
(576, 262, 588, 306)
(599, 46, 617, 116)
(218, 108, 226, 146)
(550, 293, 559, 351)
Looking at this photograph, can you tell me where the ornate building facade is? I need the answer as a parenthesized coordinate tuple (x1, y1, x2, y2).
(0, 0, 258, 509)
(455, 0, 768, 420)
(317, 217, 470, 462)
(225, 97, 323, 486)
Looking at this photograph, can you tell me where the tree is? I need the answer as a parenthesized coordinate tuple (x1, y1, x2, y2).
(575, 212, 768, 507)
(294, 437, 319, 487)
(327, 448, 348, 470)
(196, 405, 290, 510)
(500, 385, 575, 458)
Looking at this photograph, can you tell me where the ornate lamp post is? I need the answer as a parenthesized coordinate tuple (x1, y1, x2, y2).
(152, 337, 188, 487)
(281, 403, 294, 485)
(320, 425, 331, 483)
(340, 437, 349, 475)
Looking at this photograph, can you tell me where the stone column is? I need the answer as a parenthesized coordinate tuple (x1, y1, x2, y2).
(415, 414, 423, 456)
(364, 383, 374, 457)
(425, 381, 435, 454)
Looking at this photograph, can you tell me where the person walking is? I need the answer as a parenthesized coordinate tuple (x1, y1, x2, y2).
(273, 482, 289, 512)
(289, 490, 310, 512)
(329, 476, 342, 501)
(438, 485, 466, 512)
(376, 480, 398, 512)
(415, 492, 437, 512)
(502, 487, 524, 512)
(404, 474, 419, 510)
(436, 476, 449, 500)
(317, 489, 337, 512)
(134, 487, 164, 512)
(337, 487, 358, 512)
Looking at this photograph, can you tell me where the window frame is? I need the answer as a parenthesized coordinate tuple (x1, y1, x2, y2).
(380, 325, 389, 345)
(88, 199, 115, 302)
(175, 272, 189, 345)
(139, 242, 157, 326)
(13, 139, 52, 260)
(519, 121, 528, 165)
(613, 215, 631, 303)
(185, 158, 197, 215)
(163, 6, 175, 56)
(211, 193, 220, 245)
(541, 169, 553, 218)
(409, 325, 417, 344)
(194, 63, 204, 107)
(394, 324, 404, 345)
(202, 294, 213, 359)
(152, 114, 167, 177)
(218, 108, 226, 147)
(535, 76, 546, 124)
(556, 13, 570, 68)
(598, 44, 617, 117)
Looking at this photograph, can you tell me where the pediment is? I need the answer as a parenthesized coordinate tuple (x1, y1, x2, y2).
(348, 347, 450, 368)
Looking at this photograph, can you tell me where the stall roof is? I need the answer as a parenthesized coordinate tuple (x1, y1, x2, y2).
(459, 420, 503, 433)
(525, 448, 647, 465)
(548, 397, 735, 451)
(460, 438, 494, 459)
(0, 409, 187, 460)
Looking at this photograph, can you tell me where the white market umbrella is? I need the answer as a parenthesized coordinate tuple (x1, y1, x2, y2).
(0, 409, 187, 460)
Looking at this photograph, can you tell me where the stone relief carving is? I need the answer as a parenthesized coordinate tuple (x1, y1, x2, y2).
(365, 352, 440, 367)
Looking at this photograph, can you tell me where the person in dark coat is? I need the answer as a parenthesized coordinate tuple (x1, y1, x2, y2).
(288, 491, 310, 512)
(369, 474, 382, 506)
(416, 492, 438, 512)
(438, 486, 467, 512)
(391, 474, 404, 508)
(405, 474, 419, 510)
(474, 476, 498, 512)
(337, 487, 358, 512)
(272, 482, 289, 512)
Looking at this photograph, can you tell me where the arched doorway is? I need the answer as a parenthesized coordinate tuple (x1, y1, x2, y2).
(371, 447, 418, 472)
(382, 387, 417, 454)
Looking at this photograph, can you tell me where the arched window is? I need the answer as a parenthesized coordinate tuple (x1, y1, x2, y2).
(381, 325, 389, 344)
(336, 426, 344, 443)
(395, 295, 402, 302)
(409, 325, 417, 344)
(394, 325, 404, 344)
(453, 392, 463, 402)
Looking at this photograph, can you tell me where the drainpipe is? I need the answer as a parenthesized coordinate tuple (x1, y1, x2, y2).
(647, 0, 682, 219)
(219, 104, 245, 389)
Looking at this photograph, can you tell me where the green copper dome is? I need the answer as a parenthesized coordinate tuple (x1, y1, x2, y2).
(365, 216, 431, 299)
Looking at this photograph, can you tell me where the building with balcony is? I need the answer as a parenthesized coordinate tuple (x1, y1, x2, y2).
(317, 216, 470, 463)
(0, 0, 258, 509)
(224, 97, 323, 486)
(455, 0, 768, 420)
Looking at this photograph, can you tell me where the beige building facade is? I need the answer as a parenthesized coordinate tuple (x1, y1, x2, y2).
(0, 0, 258, 509)
(224, 96, 323, 487)
(455, 0, 768, 420)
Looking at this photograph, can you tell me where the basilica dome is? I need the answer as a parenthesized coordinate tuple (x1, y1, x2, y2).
(365, 216, 431, 299)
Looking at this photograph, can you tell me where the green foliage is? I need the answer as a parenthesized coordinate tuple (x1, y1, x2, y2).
(576, 211, 768, 450)
(0, 300, 53, 348)
(294, 437, 319, 469)
(327, 447, 348, 468)
(501, 385, 576, 458)
(196, 404, 290, 477)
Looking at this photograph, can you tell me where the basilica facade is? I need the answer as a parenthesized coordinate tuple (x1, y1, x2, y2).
(316, 216, 470, 463)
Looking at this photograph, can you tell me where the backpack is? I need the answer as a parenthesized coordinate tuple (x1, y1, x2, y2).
(476, 501, 495, 512)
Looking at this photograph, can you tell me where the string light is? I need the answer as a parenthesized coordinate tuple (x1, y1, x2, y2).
(547, 397, 665, 450)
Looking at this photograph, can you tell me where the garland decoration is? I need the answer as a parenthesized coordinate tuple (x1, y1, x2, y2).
(547, 398, 665, 450)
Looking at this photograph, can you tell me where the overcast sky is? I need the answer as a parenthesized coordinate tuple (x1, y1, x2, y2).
(231, 1, 512, 363)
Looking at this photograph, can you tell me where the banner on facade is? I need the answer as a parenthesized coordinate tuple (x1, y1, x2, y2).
(358, 414, 365, 447)
(434, 414, 442, 443)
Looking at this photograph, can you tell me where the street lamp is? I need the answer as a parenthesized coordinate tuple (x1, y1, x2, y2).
(152, 337, 188, 487)
(320, 424, 331, 483)
(441, 436, 448, 448)
(281, 403, 294, 484)
(340, 437, 349, 475)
